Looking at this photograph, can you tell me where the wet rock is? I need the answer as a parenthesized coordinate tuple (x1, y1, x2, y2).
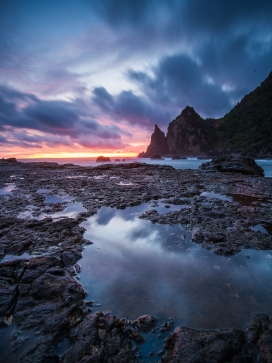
(132, 315, 157, 332)
(0, 217, 86, 260)
(61, 248, 82, 267)
(0, 256, 86, 362)
(199, 156, 264, 177)
(62, 313, 138, 363)
(162, 314, 272, 363)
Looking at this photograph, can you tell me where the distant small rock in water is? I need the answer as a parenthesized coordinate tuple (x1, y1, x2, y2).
(96, 156, 111, 162)
(115, 159, 120, 162)
(199, 156, 264, 177)
(1, 157, 17, 163)
(172, 155, 187, 160)
(150, 155, 164, 160)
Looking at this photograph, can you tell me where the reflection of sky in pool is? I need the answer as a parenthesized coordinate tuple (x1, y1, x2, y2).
(80, 205, 272, 330)
(45, 195, 74, 203)
(17, 202, 86, 220)
(36, 188, 51, 194)
(200, 191, 232, 202)
(145, 199, 189, 214)
(0, 183, 16, 195)
(40, 202, 86, 220)
(1, 252, 31, 262)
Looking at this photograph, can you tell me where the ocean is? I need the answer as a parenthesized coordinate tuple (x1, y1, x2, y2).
(19, 157, 272, 177)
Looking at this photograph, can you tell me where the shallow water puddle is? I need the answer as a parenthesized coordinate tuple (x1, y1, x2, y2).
(45, 194, 74, 203)
(79, 204, 272, 332)
(0, 183, 16, 195)
(200, 191, 232, 202)
(1, 252, 32, 262)
(66, 175, 86, 179)
(229, 193, 271, 206)
(40, 202, 86, 220)
(148, 199, 190, 214)
(0, 325, 39, 363)
(17, 201, 86, 220)
(251, 223, 272, 236)
(36, 188, 51, 194)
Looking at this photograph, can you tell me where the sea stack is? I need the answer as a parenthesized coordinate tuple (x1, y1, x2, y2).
(139, 124, 168, 157)
(96, 156, 111, 162)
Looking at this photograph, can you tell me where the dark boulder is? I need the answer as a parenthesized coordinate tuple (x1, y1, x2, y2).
(172, 155, 187, 160)
(150, 155, 164, 160)
(163, 314, 272, 363)
(199, 156, 264, 177)
(62, 313, 139, 363)
(96, 156, 111, 162)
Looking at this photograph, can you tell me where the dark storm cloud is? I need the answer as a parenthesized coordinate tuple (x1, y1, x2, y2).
(93, 87, 172, 128)
(90, 0, 272, 119)
(24, 100, 79, 132)
(0, 85, 126, 148)
(128, 54, 232, 118)
(198, 35, 272, 98)
(91, 0, 272, 33)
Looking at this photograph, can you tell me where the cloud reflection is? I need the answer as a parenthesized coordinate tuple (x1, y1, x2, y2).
(80, 205, 272, 330)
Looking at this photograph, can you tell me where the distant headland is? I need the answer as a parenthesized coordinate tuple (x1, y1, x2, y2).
(139, 71, 272, 159)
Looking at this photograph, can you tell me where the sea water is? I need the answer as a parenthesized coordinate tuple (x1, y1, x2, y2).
(19, 157, 272, 177)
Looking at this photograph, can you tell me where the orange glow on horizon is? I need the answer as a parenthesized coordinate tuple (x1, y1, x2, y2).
(1, 151, 142, 159)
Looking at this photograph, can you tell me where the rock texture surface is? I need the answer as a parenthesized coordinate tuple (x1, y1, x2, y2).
(199, 156, 264, 176)
(166, 106, 218, 156)
(162, 314, 272, 363)
(141, 124, 169, 157)
(0, 160, 272, 362)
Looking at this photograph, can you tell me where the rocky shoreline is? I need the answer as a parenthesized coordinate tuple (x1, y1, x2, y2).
(0, 159, 272, 362)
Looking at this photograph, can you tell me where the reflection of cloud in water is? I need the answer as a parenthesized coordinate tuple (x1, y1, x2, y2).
(200, 191, 232, 202)
(48, 202, 86, 219)
(45, 195, 74, 204)
(18, 202, 86, 220)
(0, 183, 16, 195)
(80, 206, 272, 330)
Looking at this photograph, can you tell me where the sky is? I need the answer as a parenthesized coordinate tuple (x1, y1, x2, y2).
(0, 0, 272, 158)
